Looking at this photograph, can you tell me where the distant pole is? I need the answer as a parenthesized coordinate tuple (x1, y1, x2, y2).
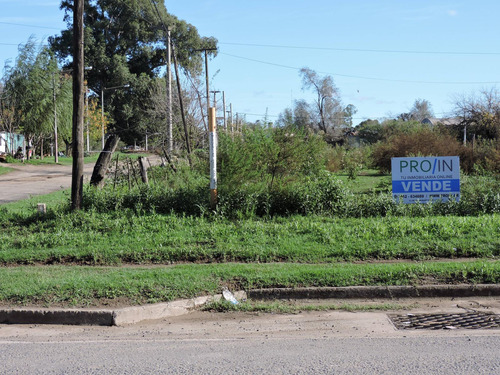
(230, 103, 233, 133)
(71, 0, 85, 210)
(52, 74, 59, 163)
(222, 91, 226, 131)
(209, 107, 217, 209)
(205, 50, 210, 118)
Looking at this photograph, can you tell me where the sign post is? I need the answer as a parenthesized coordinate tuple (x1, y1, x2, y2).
(391, 156, 460, 204)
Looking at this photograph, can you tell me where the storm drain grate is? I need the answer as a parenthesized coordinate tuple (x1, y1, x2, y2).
(389, 312, 500, 330)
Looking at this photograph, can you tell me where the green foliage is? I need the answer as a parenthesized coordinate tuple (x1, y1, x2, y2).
(372, 127, 466, 172)
(356, 119, 384, 144)
(50, 0, 218, 145)
(2, 38, 71, 146)
(218, 125, 327, 189)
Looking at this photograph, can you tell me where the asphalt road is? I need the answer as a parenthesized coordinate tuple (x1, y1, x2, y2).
(0, 309, 499, 374)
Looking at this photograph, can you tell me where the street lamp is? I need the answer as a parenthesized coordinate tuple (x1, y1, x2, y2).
(100, 84, 130, 150)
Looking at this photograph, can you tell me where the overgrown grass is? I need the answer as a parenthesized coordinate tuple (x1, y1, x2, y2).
(0, 210, 498, 265)
(0, 261, 498, 307)
(202, 300, 417, 313)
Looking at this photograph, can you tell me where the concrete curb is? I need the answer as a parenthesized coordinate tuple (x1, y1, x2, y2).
(0, 291, 247, 327)
(247, 284, 500, 300)
(1, 286, 499, 326)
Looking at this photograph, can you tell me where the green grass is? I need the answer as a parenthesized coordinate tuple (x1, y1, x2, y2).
(0, 165, 14, 176)
(202, 300, 419, 313)
(0, 261, 498, 307)
(0, 170, 498, 308)
(1, 189, 70, 214)
(0, 211, 498, 265)
(335, 169, 390, 193)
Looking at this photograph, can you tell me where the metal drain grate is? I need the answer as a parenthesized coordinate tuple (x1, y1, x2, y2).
(389, 312, 500, 330)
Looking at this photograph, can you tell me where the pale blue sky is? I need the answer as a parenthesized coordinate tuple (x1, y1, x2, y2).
(2, 0, 500, 125)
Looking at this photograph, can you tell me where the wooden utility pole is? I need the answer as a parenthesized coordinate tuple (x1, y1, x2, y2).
(230, 103, 233, 133)
(166, 28, 173, 153)
(195, 48, 217, 125)
(71, 0, 84, 210)
(171, 41, 192, 162)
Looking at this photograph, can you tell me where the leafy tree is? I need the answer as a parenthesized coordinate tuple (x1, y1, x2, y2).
(356, 119, 383, 144)
(218, 125, 327, 190)
(50, 0, 217, 145)
(275, 99, 312, 129)
(398, 99, 434, 122)
(3, 38, 72, 157)
(343, 104, 358, 127)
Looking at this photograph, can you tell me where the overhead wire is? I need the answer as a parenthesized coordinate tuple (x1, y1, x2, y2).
(220, 52, 500, 85)
(220, 42, 500, 56)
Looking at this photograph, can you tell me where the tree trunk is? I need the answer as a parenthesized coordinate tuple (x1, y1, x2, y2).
(90, 135, 120, 188)
(138, 156, 149, 185)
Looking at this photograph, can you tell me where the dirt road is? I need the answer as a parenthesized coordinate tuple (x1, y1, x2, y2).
(0, 162, 95, 205)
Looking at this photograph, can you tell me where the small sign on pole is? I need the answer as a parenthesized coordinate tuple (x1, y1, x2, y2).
(391, 156, 460, 204)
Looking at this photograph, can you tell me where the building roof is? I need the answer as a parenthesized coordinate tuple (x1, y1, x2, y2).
(421, 117, 461, 126)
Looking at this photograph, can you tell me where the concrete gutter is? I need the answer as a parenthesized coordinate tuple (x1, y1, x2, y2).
(1, 285, 499, 326)
(0, 291, 246, 327)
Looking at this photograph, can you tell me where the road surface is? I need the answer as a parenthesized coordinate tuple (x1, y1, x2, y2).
(0, 307, 499, 374)
(0, 162, 94, 205)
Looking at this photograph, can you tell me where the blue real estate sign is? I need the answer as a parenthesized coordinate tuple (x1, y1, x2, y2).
(391, 156, 460, 204)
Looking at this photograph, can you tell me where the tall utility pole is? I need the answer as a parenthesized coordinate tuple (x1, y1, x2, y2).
(71, 0, 84, 210)
(195, 48, 217, 123)
(166, 28, 173, 153)
(171, 41, 191, 160)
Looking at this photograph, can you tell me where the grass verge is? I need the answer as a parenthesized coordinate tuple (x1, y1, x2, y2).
(0, 261, 498, 307)
(0, 212, 498, 265)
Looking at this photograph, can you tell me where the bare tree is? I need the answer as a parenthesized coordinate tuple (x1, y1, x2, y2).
(299, 67, 343, 134)
(410, 99, 434, 122)
(453, 88, 500, 141)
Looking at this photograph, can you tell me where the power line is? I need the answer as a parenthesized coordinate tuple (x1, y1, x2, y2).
(0, 21, 61, 30)
(220, 52, 500, 85)
(221, 42, 500, 56)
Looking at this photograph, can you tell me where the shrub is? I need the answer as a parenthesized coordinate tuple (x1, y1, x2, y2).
(372, 128, 468, 172)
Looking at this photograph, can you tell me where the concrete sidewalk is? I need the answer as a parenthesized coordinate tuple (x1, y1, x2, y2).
(1, 285, 499, 326)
